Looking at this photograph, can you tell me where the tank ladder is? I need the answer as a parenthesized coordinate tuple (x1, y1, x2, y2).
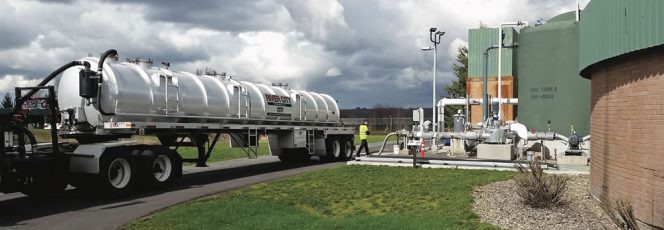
(306, 130, 315, 155)
(298, 95, 307, 121)
(163, 75, 179, 114)
(243, 129, 259, 159)
(234, 85, 250, 118)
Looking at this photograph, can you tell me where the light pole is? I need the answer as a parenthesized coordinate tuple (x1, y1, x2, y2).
(497, 21, 527, 121)
(422, 27, 444, 150)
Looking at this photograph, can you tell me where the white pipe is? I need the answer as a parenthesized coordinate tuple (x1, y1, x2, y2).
(432, 43, 437, 148)
(428, 160, 547, 169)
(582, 135, 590, 142)
(437, 97, 518, 132)
(436, 98, 518, 107)
(497, 21, 527, 120)
(356, 157, 548, 169)
(576, 0, 580, 22)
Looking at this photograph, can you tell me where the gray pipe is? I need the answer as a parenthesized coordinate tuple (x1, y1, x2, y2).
(482, 44, 518, 122)
(482, 45, 498, 122)
(526, 132, 569, 143)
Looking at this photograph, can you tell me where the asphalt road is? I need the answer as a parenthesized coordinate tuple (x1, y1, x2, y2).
(0, 157, 343, 230)
(0, 142, 389, 230)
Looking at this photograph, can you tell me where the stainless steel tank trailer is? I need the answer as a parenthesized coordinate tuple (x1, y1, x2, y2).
(0, 49, 355, 197)
(376, 97, 590, 160)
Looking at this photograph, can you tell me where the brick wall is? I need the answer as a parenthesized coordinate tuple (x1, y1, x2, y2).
(466, 76, 516, 124)
(589, 47, 664, 228)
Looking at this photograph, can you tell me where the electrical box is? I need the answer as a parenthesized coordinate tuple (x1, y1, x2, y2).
(412, 108, 424, 123)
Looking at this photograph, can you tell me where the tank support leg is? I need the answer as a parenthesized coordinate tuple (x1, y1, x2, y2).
(189, 132, 222, 167)
(203, 132, 221, 163)
(191, 133, 209, 167)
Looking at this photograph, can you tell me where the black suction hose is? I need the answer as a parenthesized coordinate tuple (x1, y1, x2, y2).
(97, 49, 118, 116)
(10, 60, 91, 118)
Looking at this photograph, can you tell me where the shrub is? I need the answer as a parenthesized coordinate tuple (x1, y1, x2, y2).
(601, 199, 640, 230)
(513, 160, 568, 208)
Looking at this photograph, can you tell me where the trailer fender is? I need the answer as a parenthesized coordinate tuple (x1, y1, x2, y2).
(67, 141, 136, 174)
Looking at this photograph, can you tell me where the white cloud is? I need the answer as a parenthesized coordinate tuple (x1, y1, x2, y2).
(448, 38, 468, 60)
(0, 0, 587, 108)
(325, 67, 342, 77)
(0, 75, 43, 94)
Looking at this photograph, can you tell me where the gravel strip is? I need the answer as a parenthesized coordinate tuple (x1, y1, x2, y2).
(472, 175, 614, 230)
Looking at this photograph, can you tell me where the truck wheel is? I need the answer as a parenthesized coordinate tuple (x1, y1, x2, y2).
(341, 139, 353, 160)
(325, 138, 343, 161)
(97, 153, 136, 197)
(143, 150, 181, 189)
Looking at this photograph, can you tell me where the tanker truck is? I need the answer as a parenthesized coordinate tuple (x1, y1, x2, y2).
(0, 49, 355, 197)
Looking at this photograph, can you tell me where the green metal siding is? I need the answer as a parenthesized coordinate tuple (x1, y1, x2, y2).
(468, 27, 517, 77)
(517, 13, 590, 136)
(579, 0, 664, 76)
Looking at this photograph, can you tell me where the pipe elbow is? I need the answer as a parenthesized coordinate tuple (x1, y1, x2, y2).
(97, 49, 118, 73)
(77, 61, 91, 69)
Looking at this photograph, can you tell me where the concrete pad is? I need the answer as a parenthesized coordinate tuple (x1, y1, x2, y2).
(477, 144, 514, 160)
(557, 154, 589, 166)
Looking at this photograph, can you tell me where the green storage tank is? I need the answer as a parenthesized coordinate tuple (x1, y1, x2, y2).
(468, 27, 517, 78)
(516, 11, 590, 136)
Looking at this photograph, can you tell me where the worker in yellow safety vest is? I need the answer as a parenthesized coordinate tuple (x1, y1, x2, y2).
(356, 120, 370, 157)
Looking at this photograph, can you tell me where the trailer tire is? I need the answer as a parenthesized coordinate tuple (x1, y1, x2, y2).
(324, 138, 343, 161)
(341, 138, 354, 160)
(142, 150, 181, 189)
(96, 151, 137, 197)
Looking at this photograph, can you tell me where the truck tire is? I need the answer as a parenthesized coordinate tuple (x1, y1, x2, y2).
(97, 152, 137, 197)
(142, 150, 181, 189)
(324, 138, 343, 161)
(341, 138, 354, 160)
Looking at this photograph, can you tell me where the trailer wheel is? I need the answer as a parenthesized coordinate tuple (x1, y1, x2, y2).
(324, 138, 343, 161)
(142, 150, 181, 189)
(341, 139, 353, 160)
(97, 152, 136, 197)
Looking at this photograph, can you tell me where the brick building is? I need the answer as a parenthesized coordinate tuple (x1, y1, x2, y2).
(579, 0, 664, 228)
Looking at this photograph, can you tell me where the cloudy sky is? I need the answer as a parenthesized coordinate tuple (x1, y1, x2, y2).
(0, 0, 589, 108)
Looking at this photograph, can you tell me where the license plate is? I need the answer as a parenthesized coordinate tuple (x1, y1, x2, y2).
(104, 122, 133, 129)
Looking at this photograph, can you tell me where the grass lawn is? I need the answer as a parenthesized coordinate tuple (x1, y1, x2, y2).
(177, 140, 271, 163)
(30, 129, 270, 163)
(31, 128, 387, 163)
(128, 165, 514, 229)
(354, 134, 390, 144)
